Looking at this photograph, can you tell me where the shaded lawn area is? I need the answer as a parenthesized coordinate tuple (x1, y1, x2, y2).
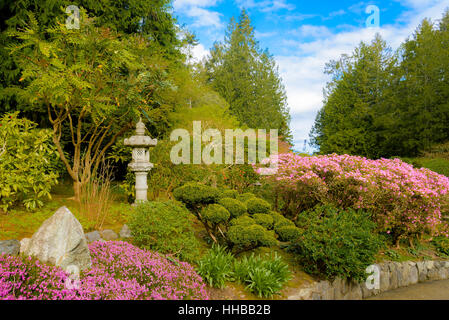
(0, 180, 132, 241)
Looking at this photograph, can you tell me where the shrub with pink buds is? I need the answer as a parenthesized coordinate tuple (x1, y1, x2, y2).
(257, 153, 449, 241)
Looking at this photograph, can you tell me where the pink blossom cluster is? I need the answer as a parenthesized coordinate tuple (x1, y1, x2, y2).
(0, 241, 209, 300)
(258, 153, 449, 239)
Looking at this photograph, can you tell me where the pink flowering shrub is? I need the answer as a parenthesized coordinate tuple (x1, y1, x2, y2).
(0, 241, 209, 300)
(257, 153, 449, 241)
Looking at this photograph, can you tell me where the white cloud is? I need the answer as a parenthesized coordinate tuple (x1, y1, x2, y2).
(174, 0, 223, 29)
(190, 43, 210, 63)
(173, 0, 220, 10)
(235, 0, 295, 12)
(290, 25, 332, 38)
(187, 7, 223, 28)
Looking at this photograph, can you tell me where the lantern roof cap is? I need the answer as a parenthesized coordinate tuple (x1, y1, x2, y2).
(123, 118, 157, 147)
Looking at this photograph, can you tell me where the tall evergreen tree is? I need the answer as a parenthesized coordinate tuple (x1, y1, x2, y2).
(203, 10, 292, 141)
(310, 34, 398, 158)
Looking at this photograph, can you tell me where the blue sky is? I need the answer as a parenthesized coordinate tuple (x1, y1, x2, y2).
(172, 0, 449, 152)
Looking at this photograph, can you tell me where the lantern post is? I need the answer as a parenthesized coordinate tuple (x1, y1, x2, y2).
(124, 118, 157, 203)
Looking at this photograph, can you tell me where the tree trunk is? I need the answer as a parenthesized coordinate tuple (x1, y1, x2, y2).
(73, 180, 82, 202)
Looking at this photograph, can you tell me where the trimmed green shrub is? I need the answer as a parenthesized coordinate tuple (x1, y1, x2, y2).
(246, 198, 271, 214)
(233, 253, 291, 298)
(276, 225, 301, 242)
(269, 211, 285, 223)
(230, 215, 255, 226)
(197, 244, 234, 288)
(253, 214, 274, 229)
(273, 217, 295, 232)
(173, 182, 220, 209)
(289, 205, 384, 282)
(218, 198, 247, 218)
(202, 204, 230, 225)
(227, 224, 277, 250)
(128, 201, 201, 263)
(220, 189, 238, 199)
(236, 192, 257, 203)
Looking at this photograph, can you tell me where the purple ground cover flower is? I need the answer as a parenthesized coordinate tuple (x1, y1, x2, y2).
(0, 241, 209, 300)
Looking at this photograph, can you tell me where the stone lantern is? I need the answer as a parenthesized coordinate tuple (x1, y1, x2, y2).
(124, 118, 157, 203)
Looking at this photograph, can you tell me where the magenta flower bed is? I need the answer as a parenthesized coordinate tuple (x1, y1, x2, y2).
(258, 153, 449, 239)
(0, 241, 209, 300)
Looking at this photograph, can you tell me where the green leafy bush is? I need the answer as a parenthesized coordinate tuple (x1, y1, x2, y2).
(230, 215, 256, 226)
(289, 205, 384, 282)
(276, 225, 301, 242)
(0, 112, 59, 211)
(253, 214, 274, 229)
(202, 204, 230, 225)
(197, 244, 234, 288)
(218, 198, 247, 218)
(236, 192, 257, 203)
(173, 182, 220, 209)
(220, 189, 238, 199)
(233, 253, 291, 298)
(227, 224, 277, 250)
(128, 201, 201, 263)
(432, 236, 449, 256)
(246, 198, 271, 214)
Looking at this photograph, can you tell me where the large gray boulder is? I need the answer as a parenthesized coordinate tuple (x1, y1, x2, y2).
(0, 240, 20, 256)
(22, 206, 91, 271)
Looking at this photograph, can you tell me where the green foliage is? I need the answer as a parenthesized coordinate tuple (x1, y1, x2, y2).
(227, 224, 277, 250)
(276, 225, 302, 242)
(175, 182, 278, 252)
(196, 244, 234, 288)
(128, 201, 201, 263)
(253, 214, 274, 229)
(415, 158, 449, 177)
(202, 204, 230, 225)
(0, 112, 59, 211)
(202, 10, 291, 141)
(233, 253, 291, 298)
(230, 215, 255, 226)
(218, 197, 247, 218)
(236, 192, 257, 203)
(289, 205, 384, 282)
(173, 182, 220, 209)
(246, 198, 271, 214)
(8, 13, 177, 197)
(197, 246, 291, 297)
(220, 189, 238, 199)
(432, 236, 449, 257)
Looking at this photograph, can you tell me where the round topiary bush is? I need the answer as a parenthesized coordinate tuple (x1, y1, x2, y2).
(273, 216, 295, 232)
(230, 215, 256, 226)
(128, 201, 201, 263)
(253, 213, 274, 229)
(236, 192, 257, 203)
(202, 204, 231, 225)
(246, 198, 271, 214)
(173, 182, 220, 209)
(227, 224, 277, 250)
(218, 197, 247, 218)
(276, 225, 301, 242)
(220, 189, 238, 199)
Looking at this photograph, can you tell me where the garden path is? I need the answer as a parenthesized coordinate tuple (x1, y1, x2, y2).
(366, 279, 449, 300)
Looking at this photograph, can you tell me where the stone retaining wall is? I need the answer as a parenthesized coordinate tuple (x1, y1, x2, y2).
(287, 260, 449, 300)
